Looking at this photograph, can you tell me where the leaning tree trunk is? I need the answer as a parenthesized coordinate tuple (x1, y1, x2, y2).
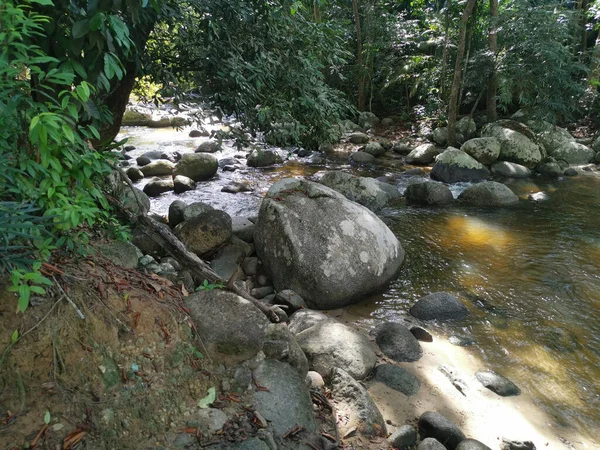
(353, 0, 366, 111)
(486, 0, 499, 122)
(447, 0, 478, 147)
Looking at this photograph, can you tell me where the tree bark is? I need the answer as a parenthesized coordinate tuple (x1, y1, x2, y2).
(447, 0, 478, 147)
(353, 0, 366, 111)
(440, 0, 452, 101)
(486, 0, 499, 122)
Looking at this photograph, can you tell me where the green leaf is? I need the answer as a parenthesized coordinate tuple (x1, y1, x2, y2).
(29, 286, 46, 295)
(11, 329, 19, 344)
(18, 284, 31, 313)
(30, 0, 54, 5)
(72, 20, 90, 39)
(198, 387, 216, 409)
(44, 410, 51, 425)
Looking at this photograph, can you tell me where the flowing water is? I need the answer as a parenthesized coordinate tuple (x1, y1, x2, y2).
(118, 125, 600, 443)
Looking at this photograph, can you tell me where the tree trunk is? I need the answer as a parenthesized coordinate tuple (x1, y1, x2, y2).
(486, 0, 499, 122)
(314, 1, 321, 22)
(458, 21, 474, 109)
(447, 0, 478, 147)
(440, 0, 452, 101)
(353, 0, 366, 111)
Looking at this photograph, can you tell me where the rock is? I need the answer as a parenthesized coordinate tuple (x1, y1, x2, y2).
(126, 167, 144, 182)
(305, 371, 324, 389)
(349, 132, 370, 144)
(393, 142, 413, 155)
(411, 326, 433, 342)
(288, 310, 332, 335)
(456, 439, 492, 450)
(475, 370, 521, 396)
(341, 119, 362, 133)
(148, 117, 172, 128)
(537, 125, 574, 155)
(330, 368, 386, 438)
(139, 160, 175, 177)
(195, 409, 228, 435)
(222, 181, 251, 194)
(247, 149, 283, 167)
(374, 322, 423, 362)
(320, 171, 400, 212)
(218, 157, 241, 168)
(195, 140, 221, 153)
(550, 142, 594, 164)
(274, 290, 306, 313)
(184, 290, 270, 362)
(175, 210, 232, 256)
(456, 116, 477, 139)
(252, 359, 319, 442)
(405, 182, 453, 206)
(481, 120, 544, 168)
(491, 161, 531, 178)
(121, 109, 150, 126)
(449, 335, 476, 347)
(388, 425, 418, 449)
(410, 292, 469, 321)
(168, 200, 187, 227)
(403, 168, 427, 176)
(432, 127, 448, 146)
(173, 153, 218, 182)
(458, 181, 519, 206)
(296, 321, 377, 380)
(189, 129, 210, 137)
(381, 117, 394, 126)
(251, 286, 274, 299)
(406, 143, 440, 165)
(136, 155, 151, 166)
(232, 216, 255, 243)
(182, 202, 214, 222)
(173, 175, 196, 193)
(500, 439, 536, 450)
(210, 243, 247, 280)
(262, 324, 309, 378)
(431, 149, 490, 183)
(535, 159, 562, 176)
(254, 179, 404, 309)
(418, 438, 448, 450)
(242, 257, 259, 276)
(372, 364, 420, 396)
(363, 142, 386, 157)
(564, 167, 578, 176)
(143, 177, 174, 197)
(97, 241, 139, 269)
(461, 137, 501, 165)
(349, 151, 375, 164)
(120, 186, 150, 216)
(358, 111, 380, 129)
(418, 411, 466, 450)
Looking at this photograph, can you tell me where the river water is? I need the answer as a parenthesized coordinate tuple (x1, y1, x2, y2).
(118, 125, 600, 444)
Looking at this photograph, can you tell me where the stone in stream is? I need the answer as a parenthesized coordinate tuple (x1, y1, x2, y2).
(393, 141, 413, 155)
(182, 201, 214, 222)
(121, 109, 150, 126)
(168, 200, 187, 227)
(475, 370, 521, 397)
(189, 128, 210, 137)
(246, 148, 282, 167)
(461, 137, 501, 165)
(563, 167, 578, 176)
(175, 210, 232, 256)
(550, 142, 594, 165)
(405, 143, 440, 165)
(432, 127, 448, 146)
(373, 322, 423, 362)
(295, 321, 377, 380)
(449, 334, 476, 347)
(500, 438, 536, 450)
(388, 424, 417, 449)
(358, 111, 380, 129)
(330, 367, 387, 438)
(143, 177, 174, 197)
(481, 120, 544, 168)
(126, 167, 144, 182)
(349, 132, 370, 144)
(411, 326, 433, 342)
(349, 151, 375, 164)
(136, 155, 151, 166)
(195, 139, 221, 153)
(405, 181, 453, 206)
(418, 411, 466, 450)
(288, 309, 332, 336)
(456, 439, 492, 450)
(372, 364, 420, 396)
(418, 438, 448, 450)
(363, 141, 386, 157)
(140, 159, 175, 177)
(430, 148, 490, 183)
(410, 292, 469, 321)
(491, 161, 532, 178)
(262, 324, 309, 378)
(173, 153, 218, 181)
(254, 179, 404, 309)
(458, 181, 519, 207)
(232, 216, 255, 243)
(274, 289, 307, 313)
(173, 175, 196, 193)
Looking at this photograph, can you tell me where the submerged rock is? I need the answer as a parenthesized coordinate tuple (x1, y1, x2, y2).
(475, 370, 521, 397)
(418, 411, 466, 450)
(410, 292, 469, 321)
(458, 181, 519, 206)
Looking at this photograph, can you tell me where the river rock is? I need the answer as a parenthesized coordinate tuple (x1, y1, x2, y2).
(232, 216, 255, 243)
(411, 326, 433, 342)
(295, 321, 377, 380)
(255, 179, 403, 309)
(209, 242, 247, 280)
(140, 159, 175, 177)
(432, 127, 448, 146)
(364, 141, 386, 157)
(252, 359, 319, 443)
(475, 370, 521, 396)
(349, 132, 370, 144)
(184, 290, 269, 362)
(419, 438, 448, 450)
(393, 141, 413, 155)
(173, 175, 196, 193)
(537, 125, 574, 155)
(288, 309, 332, 335)
(143, 177, 174, 197)
(136, 155, 151, 166)
(550, 142, 594, 164)
(330, 368, 387, 438)
(175, 210, 232, 256)
(481, 120, 544, 168)
(147, 117, 171, 128)
(305, 371, 324, 389)
(320, 171, 400, 212)
(168, 200, 187, 227)
(456, 439, 492, 450)
(458, 181, 519, 206)
(342, 119, 362, 133)
(182, 201, 214, 222)
(431, 149, 490, 183)
(501, 439, 536, 450)
(418, 411, 466, 450)
(247, 148, 282, 167)
(121, 109, 150, 126)
(406, 143, 440, 165)
(461, 137, 501, 165)
(405, 181, 453, 205)
(126, 167, 144, 182)
(372, 364, 420, 396)
(173, 153, 218, 181)
(195, 140, 221, 153)
(374, 322, 423, 362)
(381, 117, 394, 126)
(388, 425, 418, 449)
(491, 161, 531, 178)
(349, 151, 375, 164)
(262, 324, 309, 378)
(97, 241, 139, 269)
(358, 111, 380, 129)
(456, 116, 477, 139)
(194, 408, 228, 436)
(410, 292, 469, 321)
(274, 290, 307, 313)
(189, 128, 209, 137)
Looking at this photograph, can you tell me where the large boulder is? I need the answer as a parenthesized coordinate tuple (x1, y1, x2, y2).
(431, 149, 490, 183)
(418, 411, 466, 450)
(491, 161, 531, 178)
(409, 292, 469, 321)
(405, 182, 453, 206)
(320, 171, 400, 212)
(121, 109, 150, 126)
(247, 148, 283, 167)
(139, 159, 175, 177)
(363, 142, 386, 157)
(537, 125, 574, 155)
(288, 310, 332, 336)
(263, 324, 309, 379)
(254, 179, 404, 309)
(456, 116, 477, 139)
(173, 153, 218, 181)
(550, 142, 594, 164)
(184, 290, 270, 362)
(481, 120, 544, 168)
(460, 137, 501, 165)
(358, 111, 380, 129)
(143, 177, 174, 197)
(458, 181, 519, 207)
(175, 210, 232, 256)
(349, 132, 370, 144)
(432, 127, 448, 146)
(295, 321, 377, 380)
(406, 143, 440, 165)
(374, 322, 423, 362)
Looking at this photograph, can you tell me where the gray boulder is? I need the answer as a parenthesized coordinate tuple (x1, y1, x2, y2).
(410, 292, 469, 321)
(189, 128, 210, 137)
(330, 368, 387, 438)
(349, 151, 375, 164)
(120, 186, 150, 216)
(182, 201, 215, 222)
(143, 177, 174, 197)
(475, 370, 521, 397)
(388, 425, 417, 449)
(550, 142, 594, 164)
(320, 171, 400, 212)
(393, 141, 413, 155)
(481, 120, 544, 168)
(406, 143, 440, 165)
(349, 132, 370, 144)
(358, 111, 380, 129)
(461, 137, 501, 165)
(173, 153, 218, 181)
(184, 290, 270, 362)
(97, 241, 139, 269)
(274, 290, 307, 313)
(374, 322, 423, 362)
(432, 127, 448, 146)
(458, 181, 519, 206)
(247, 148, 283, 167)
(209, 242, 248, 280)
(457, 439, 492, 450)
(232, 216, 255, 243)
(139, 159, 175, 177)
(168, 200, 187, 227)
(537, 125, 574, 155)
(456, 116, 477, 139)
(536, 159, 563, 177)
(296, 321, 377, 380)
(121, 109, 150, 126)
(254, 179, 404, 309)
(430, 149, 490, 183)
(372, 364, 420, 396)
(147, 117, 171, 128)
(175, 210, 232, 256)
(173, 175, 196, 193)
(263, 323, 309, 378)
(405, 182, 453, 206)
(288, 310, 332, 335)
(195, 140, 221, 153)
(491, 161, 531, 178)
(418, 438, 448, 450)
(418, 411, 466, 450)
(126, 167, 144, 182)
(364, 142, 386, 157)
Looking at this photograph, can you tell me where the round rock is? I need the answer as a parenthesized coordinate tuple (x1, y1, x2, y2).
(173, 175, 196, 193)
(173, 153, 218, 181)
(288, 309, 332, 335)
(388, 425, 417, 449)
(406, 143, 440, 165)
(143, 178, 174, 197)
(140, 159, 175, 177)
(409, 292, 469, 321)
(126, 167, 144, 182)
(491, 161, 532, 178)
(418, 411, 466, 450)
(374, 322, 423, 362)
(418, 438, 448, 450)
(364, 142, 386, 157)
(349, 151, 375, 164)
(456, 439, 492, 450)
(458, 181, 519, 206)
(405, 182, 453, 206)
(349, 132, 370, 144)
(195, 140, 221, 153)
(175, 210, 232, 256)
(372, 364, 420, 396)
(461, 137, 501, 165)
(431, 149, 490, 183)
(475, 370, 521, 397)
